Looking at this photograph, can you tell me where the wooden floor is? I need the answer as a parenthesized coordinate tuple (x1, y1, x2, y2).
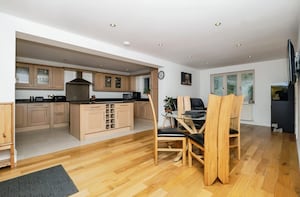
(1, 124, 300, 196)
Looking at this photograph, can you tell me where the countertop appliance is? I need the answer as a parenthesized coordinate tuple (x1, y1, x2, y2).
(34, 97, 44, 102)
(123, 93, 133, 100)
(53, 96, 66, 102)
(132, 92, 141, 100)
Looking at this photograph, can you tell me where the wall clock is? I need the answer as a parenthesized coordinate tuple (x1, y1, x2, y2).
(158, 71, 165, 80)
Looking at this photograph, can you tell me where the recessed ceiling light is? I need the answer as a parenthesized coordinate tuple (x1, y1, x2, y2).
(248, 55, 252, 58)
(123, 41, 131, 46)
(110, 23, 117, 27)
(215, 22, 222, 27)
(235, 43, 242, 47)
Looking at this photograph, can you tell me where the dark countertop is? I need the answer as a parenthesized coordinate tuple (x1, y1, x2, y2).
(16, 98, 149, 104)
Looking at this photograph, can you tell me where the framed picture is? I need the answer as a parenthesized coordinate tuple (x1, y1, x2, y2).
(181, 72, 192, 85)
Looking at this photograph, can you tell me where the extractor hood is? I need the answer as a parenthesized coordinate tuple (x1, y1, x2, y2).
(66, 71, 92, 85)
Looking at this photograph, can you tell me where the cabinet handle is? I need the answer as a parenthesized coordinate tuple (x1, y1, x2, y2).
(3, 133, 6, 138)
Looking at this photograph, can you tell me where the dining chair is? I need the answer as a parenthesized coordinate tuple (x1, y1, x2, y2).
(229, 95, 243, 160)
(148, 94, 187, 165)
(187, 94, 222, 186)
(217, 94, 234, 184)
(177, 96, 197, 132)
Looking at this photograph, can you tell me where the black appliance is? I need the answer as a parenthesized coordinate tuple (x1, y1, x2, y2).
(53, 96, 66, 102)
(132, 92, 141, 100)
(35, 97, 44, 102)
(123, 93, 132, 100)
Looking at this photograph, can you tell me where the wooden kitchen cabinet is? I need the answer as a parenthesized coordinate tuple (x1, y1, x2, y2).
(0, 103, 15, 168)
(70, 102, 135, 141)
(51, 67, 64, 89)
(134, 101, 152, 120)
(16, 62, 64, 90)
(34, 65, 51, 88)
(27, 103, 50, 127)
(15, 103, 28, 128)
(80, 104, 106, 134)
(16, 102, 69, 132)
(50, 102, 69, 127)
(15, 62, 34, 88)
(93, 73, 129, 91)
(115, 103, 134, 129)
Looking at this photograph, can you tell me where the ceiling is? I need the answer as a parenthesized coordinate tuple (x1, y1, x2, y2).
(1, 0, 300, 72)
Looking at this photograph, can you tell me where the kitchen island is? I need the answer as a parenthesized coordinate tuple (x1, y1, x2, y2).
(69, 101, 134, 141)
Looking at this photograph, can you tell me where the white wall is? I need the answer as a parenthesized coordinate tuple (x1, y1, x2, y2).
(199, 59, 288, 127)
(158, 65, 200, 126)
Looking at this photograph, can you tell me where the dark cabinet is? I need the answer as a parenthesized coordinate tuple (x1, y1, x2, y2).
(271, 85, 294, 133)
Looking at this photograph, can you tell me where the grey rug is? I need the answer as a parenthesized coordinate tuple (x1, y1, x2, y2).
(0, 165, 78, 197)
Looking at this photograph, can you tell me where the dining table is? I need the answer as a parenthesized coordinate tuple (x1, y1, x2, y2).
(166, 110, 206, 134)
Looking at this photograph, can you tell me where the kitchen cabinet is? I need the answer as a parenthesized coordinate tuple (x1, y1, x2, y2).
(15, 62, 34, 88)
(70, 102, 135, 141)
(50, 67, 64, 89)
(34, 65, 51, 88)
(0, 103, 15, 168)
(27, 103, 50, 127)
(134, 101, 152, 120)
(16, 102, 69, 132)
(15, 103, 28, 128)
(129, 76, 136, 91)
(16, 63, 64, 90)
(50, 102, 69, 127)
(115, 103, 134, 129)
(80, 104, 106, 134)
(93, 73, 129, 91)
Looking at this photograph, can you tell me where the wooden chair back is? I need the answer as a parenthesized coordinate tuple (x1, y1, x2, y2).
(203, 94, 222, 185)
(148, 94, 158, 138)
(230, 95, 244, 132)
(177, 96, 191, 118)
(217, 94, 234, 184)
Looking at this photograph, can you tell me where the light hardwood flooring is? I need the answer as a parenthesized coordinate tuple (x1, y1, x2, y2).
(1, 124, 300, 196)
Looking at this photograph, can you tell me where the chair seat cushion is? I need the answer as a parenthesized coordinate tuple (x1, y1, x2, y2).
(157, 128, 186, 137)
(188, 133, 204, 146)
(230, 129, 239, 134)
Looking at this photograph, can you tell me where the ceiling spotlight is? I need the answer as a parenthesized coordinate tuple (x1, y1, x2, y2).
(215, 22, 222, 27)
(235, 43, 242, 47)
(248, 55, 252, 58)
(110, 23, 117, 27)
(123, 41, 131, 46)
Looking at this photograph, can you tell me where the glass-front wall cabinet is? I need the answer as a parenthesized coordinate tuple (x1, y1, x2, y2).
(211, 70, 254, 104)
(36, 67, 50, 85)
(105, 76, 112, 88)
(115, 77, 122, 89)
(16, 67, 30, 84)
(16, 63, 33, 87)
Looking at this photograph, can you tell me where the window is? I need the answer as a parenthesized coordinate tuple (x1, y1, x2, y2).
(211, 70, 254, 104)
(144, 77, 150, 93)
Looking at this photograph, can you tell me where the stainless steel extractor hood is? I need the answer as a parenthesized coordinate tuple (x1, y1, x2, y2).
(66, 71, 92, 85)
